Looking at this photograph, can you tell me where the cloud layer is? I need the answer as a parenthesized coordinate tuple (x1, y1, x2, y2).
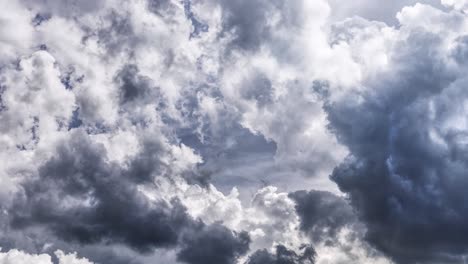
(2, 0, 468, 263)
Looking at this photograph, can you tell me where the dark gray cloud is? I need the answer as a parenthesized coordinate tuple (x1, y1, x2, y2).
(218, 0, 272, 51)
(32, 13, 51, 26)
(246, 245, 316, 264)
(289, 190, 397, 264)
(0, 198, 146, 264)
(239, 72, 273, 107)
(177, 223, 250, 264)
(115, 64, 154, 104)
(326, 25, 468, 263)
(216, 0, 305, 52)
(21, 0, 106, 17)
(289, 190, 357, 243)
(147, 0, 172, 16)
(10, 130, 194, 252)
(7, 129, 251, 263)
(96, 11, 136, 56)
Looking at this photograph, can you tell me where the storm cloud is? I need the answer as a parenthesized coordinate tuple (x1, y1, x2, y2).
(326, 4, 468, 263)
(10, 131, 192, 251)
(247, 244, 316, 264)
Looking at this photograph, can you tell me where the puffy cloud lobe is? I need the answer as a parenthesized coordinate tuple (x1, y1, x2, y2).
(442, 0, 468, 11)
(20, 0, 106, 17)
(215, 0, 331, 54)
(0, 249, 52, 264)
(328, 0, 443, 25)
(171, 183, 389, 264)
(214, 0, 355, 195)
(0, 249, 92, 264)
(220, 53, 347, 192)
(0, 51, 76, 149)
(289, 191, 356, 243)
(177, 223, 250, 264)
(54, 250, 94, 264)
(0, 50, 76, 209)
(246, 245, 316, 264)
(326, 4, 468, 263)
(115, 64, 154, 104)
(10, 130, 194, 252)
(217, 0, 274, 51)
(289, 190, 391, 264)
(64, 246, 144, 264)
(150, 179, 310, 257)
(0, 1, 34, 63)
(8, 129, 251, 263)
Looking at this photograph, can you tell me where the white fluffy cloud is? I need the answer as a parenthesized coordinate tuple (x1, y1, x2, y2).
(328, 0, 444, 24)
(441, 0, 468, 10)
(0, 1, 34, 63)
(0, 249, 92, 264)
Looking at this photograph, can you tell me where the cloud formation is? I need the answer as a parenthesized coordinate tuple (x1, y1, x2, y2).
(11, 131, 194, 251)
(0, 249, 92, 264)
(326, 3, 468, 263)
(177, 223, 250, 264)
(247, 245, 316, 264)
(2, 0, 468, 263)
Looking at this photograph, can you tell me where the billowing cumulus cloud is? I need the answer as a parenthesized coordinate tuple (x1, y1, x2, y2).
(177, 223, 250, 264)
(0, 249, 93, 264)
(246, 245, 316, 264)
(11, 130, 194, 251)
(326, 2, 468, 263)
(2, 0, 468, 263)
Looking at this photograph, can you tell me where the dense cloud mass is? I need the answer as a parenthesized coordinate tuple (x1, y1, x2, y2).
(247, 244, 316, 264)
(177, 223, 250, 264)
(2, 0, 468, 263)
(327, 5, 468, 262)
(290, 190, 357, 242)
(11, 131, 194, 251)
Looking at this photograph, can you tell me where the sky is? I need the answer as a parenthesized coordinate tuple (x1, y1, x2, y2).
(1, 0, 468, 263)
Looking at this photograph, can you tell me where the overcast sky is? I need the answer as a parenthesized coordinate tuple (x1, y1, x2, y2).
(1, 0, 468, 263)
